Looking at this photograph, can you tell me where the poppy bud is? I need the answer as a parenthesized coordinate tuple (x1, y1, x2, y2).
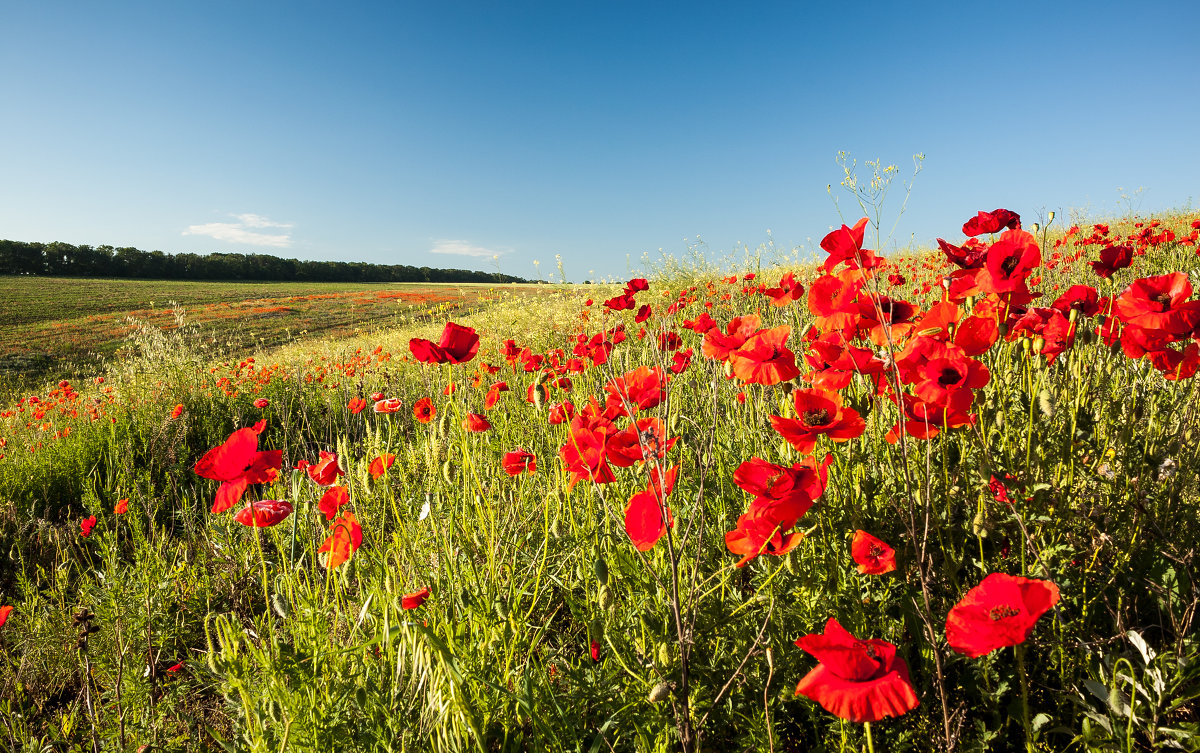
(531, 383, 547, 410)
(1032, 336, 1045, 355)
(355, 687, 368, 709)
(441, 460, 455, 484)
(593, 557, 609, 585)
(599, 586, 613, 611)
(493, 597, 509, 621)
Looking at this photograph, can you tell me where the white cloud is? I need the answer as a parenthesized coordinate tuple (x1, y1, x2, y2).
(183, 213, 293, 247)
(429, 239, 504, 258)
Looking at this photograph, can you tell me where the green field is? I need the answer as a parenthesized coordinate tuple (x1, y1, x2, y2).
(0, 276, 548, 391)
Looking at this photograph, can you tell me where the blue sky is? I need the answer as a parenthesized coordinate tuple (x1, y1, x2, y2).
(2, 0, 1197, 282)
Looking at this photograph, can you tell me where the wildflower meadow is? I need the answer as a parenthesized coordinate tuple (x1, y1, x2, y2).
(1, 205, 1199, 752)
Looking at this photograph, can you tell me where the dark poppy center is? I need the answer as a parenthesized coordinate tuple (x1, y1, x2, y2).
(938, 367, 963, 386)
(853, 640, 880, 660)
(988, 605, 1020, 621)
(1150, 292, 1172, 308)
(868, 543, 884, 558)
(639, 429, 661, 453)
(803, 408, 832, 426)
(1000, 254, 1021, 276)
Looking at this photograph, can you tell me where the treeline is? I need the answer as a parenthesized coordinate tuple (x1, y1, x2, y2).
(0, 239, 529, 284)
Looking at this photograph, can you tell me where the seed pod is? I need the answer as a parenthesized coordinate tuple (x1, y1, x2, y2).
(355, 687, 368, 709)
(442, 460, 455, 484)
(271, 593, 289, 619)
(1038, 390, 1055, 417)
(648, 682, 672, 703)
(532, 383, 548, 410)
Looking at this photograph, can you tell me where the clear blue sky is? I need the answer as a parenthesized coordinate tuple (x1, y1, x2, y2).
(2, 0, 1197, 281)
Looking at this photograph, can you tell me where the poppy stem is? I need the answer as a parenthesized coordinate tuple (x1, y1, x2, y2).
(1015, 644, 1034, 752)
(863, 721, 875, 753)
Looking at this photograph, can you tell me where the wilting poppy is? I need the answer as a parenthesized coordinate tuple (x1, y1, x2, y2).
(305, 451, 344, 487)
(318, 485, 349, 521)
(253, 398, 270, 409)
(233, 500, 294, 528)
(484, 381, 510, 410)
(794, 618, 919, 723)
(374, 398, 403, 414)
(113, 498, 129, 515)
(851, 531, 896, 575)
(463, 413, 491, 432)
(401, 586, 431, 609)
(194, 422, 283, 514)
(413, 397, 436, 423)
(80, 516, 97, 537)
(348, 397, 367, 414)
(502, 449, 537, 476)
(369, 454, 396, 479)
(319, 511, 363, 569)
(409, 322, 480, 365)
(0, 605, 11, 628)
(945, 573, 1060, 658)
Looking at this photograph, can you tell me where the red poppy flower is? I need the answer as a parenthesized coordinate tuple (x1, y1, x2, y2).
(318, 511, 363, 569)
(305, 451, 344, 487)
(819, 217, 871, 272)
(590, 640, 601, 662)
(794, 618, 919, 723)
(484, 381, 510, 410)
(374, 398, 402, 414)
(233, 500, 294, 528)
(851, 531, 896, 575)
(80, 515, 97, 538)
(253, 398, 270, 409)
(463, 413, 491, 432)
(624, 465, 679, 551)
(348, 397, 367, 414)
(113, 498, 129, 515)
(945, 573, 1060, 658)
(763, 271, 805, 306)
(1051, 285, 1100, 319)
(604, 366, 666, 415)
(402, 586, 431, 609)
(937, 238, 989, 269)
(559, 407, 618, 489)
(1114, 272, 1200, 337)
(669, 348, 694, 374)
(371, 392, 385, 401)
(171, 404, 184, 419)
(728, 325, 801, 386)
(606, 417, 677, 468)
(412, 397, 436, 423)
(770, 388, 866, 455)
(502, 449, 537, 476)
(369, 453, 396, 479)
(0, 605, 11, 628)
(409, 322, 480, 365)
(194, 423, 283, 514)
(978, 229, 1041, 297)
(318, 485, 349, 521)
(1089, 244, 1133, 279)
(702, 314, 762, 362)
(962, 208, 1021, 237)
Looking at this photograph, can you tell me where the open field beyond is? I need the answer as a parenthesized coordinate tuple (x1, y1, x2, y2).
(0, 277, 549, 391)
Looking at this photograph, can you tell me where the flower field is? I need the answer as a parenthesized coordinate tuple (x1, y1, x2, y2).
(1, 209, 1199, 752)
